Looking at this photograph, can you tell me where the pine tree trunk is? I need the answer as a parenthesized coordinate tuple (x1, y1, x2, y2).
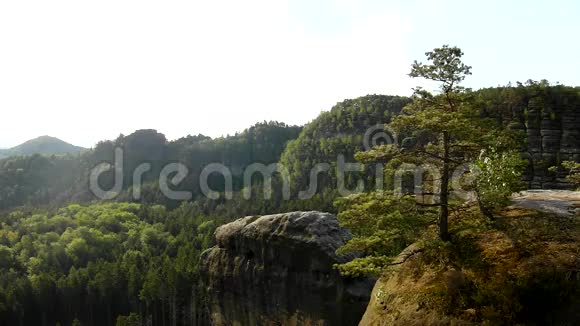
(107, 302, 112, 326)
(190, 288, 196, 326)
(439, 131, 450, 241)
(171, 294, 177, 326)
(89, 303, 94, 326)
(161, 299, 166, 326)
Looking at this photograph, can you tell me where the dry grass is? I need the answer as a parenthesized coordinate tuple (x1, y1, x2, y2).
(360, 206, 580, 325)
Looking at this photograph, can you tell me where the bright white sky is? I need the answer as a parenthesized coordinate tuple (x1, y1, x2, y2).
(1, 0, 578, 148)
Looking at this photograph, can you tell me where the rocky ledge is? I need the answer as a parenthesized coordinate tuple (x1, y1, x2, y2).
(200, 211, 374, 326)
(510, 190, 580, 216)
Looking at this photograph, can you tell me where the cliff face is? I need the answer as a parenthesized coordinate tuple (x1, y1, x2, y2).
(200, 211, 374, 326)
(485, 85, 580, 188)
(514, 96, 580, 188)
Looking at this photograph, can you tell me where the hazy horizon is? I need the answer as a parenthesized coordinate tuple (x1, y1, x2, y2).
(2, 0, 579, 148)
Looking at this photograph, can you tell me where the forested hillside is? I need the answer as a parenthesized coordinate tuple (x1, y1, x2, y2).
(0, 136, 85, 159)
(0, 122, 301, 210)
(0, 84, 578, 325)
(281, 95, 410, 196)
(0, 154, 85, 210)
(0, 86, 578, 212)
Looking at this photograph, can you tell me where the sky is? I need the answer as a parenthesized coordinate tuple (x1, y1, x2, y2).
(1, 0, 579, 148)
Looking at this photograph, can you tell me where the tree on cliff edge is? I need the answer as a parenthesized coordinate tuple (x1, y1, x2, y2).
(354, 45, 523, 241)
(335, 46, 527, 277)
(382, 45, 476, 241)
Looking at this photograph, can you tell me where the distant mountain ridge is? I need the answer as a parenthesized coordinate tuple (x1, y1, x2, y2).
(0, 136, 85, 158)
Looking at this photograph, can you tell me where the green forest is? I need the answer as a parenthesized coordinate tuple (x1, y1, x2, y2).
(0, 202, 218, 326)
(0, 45, 579, 325)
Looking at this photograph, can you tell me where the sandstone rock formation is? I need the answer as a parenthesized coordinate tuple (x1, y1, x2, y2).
(358, 207, 580, 325)
(510, 190, 580, 216)
(507, 90, 580, 188)
(200, 211, 374, 326)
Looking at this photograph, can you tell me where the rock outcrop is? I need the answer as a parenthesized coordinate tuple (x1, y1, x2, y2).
(510, 190, 580, 216)
(505, 88, 580, 188)
(359, 206, 580, 325)
(200, 211, 374, 326)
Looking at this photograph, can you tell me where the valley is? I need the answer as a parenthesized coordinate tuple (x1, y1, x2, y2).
(0, 43, 578, 326)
